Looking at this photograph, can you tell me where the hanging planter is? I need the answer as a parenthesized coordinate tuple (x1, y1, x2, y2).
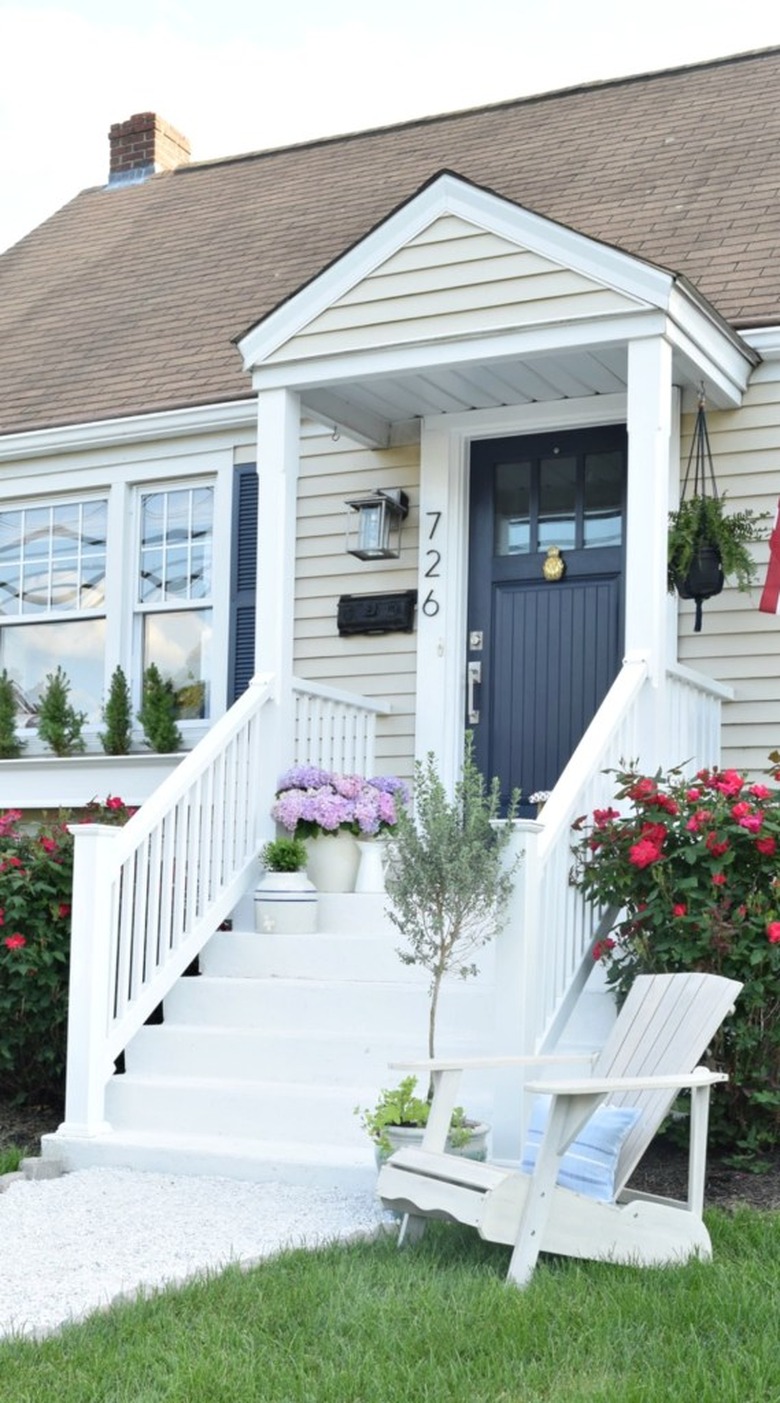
(667, 388, 768, 631)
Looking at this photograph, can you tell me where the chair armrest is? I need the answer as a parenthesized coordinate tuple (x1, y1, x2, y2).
(525, 1068, 727, 1096)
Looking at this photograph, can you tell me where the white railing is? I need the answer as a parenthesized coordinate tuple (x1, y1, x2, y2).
(63, 675, 275, 1134)
(662, 662, 733, 774)
(501, 655, 732, 1064)
(63, 674, 390, 1135)
(292, 677, 390, 774)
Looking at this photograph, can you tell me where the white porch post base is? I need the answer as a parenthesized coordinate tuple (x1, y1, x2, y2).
(61, 824, 123, 1138)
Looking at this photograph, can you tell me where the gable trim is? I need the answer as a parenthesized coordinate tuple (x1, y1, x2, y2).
(237, 172, 674, 373)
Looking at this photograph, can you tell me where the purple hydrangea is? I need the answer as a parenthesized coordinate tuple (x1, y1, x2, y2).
(272, 767, 408, 838)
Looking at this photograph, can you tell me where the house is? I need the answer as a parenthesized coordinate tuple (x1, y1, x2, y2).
(1, 49, 779, 1184)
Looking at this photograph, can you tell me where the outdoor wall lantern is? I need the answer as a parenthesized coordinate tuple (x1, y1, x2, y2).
(345, 488, 409, 560)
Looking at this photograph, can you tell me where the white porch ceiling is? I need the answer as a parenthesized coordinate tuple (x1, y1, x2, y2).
(301, 345, 631, 446)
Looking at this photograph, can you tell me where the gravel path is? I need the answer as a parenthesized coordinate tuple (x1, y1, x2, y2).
(0, 1168, 389, 1341)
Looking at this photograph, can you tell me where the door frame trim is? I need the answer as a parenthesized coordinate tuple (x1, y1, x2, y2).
(416, 394, 628, 793)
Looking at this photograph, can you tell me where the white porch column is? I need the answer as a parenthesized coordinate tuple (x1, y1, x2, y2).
(254, 387, 301, 765)
(415, 419, 470, 793)
(625, 337, 674, 683)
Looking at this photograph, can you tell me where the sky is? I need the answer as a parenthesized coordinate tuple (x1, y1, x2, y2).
(1, 1, 779, 255)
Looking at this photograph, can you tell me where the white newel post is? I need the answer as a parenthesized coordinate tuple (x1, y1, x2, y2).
(60, 824, 122, 1137)
(491, 820, 543, 1161)
(254, 386, 301, 783)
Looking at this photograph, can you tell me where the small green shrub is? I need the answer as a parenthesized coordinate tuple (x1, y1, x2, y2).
(0, 796, 134, 1106)
(571, 758, 780, 1157)
(99, 665, 133, 755)
(36, 666, 86, 756)
(0, 670, 23, 759)
(137, 664, 181, 753)
(260, 837, 308, 872)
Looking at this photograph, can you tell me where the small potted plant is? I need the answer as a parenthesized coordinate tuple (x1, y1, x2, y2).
(254, 835, 318, 934)
(357, 1074, 481, 1164)
(357, 735, 520, 1159)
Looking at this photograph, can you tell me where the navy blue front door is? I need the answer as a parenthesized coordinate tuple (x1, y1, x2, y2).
(467, 427, 626, 813)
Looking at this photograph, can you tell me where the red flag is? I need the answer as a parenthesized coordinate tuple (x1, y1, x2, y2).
(760, 499, 780, 615)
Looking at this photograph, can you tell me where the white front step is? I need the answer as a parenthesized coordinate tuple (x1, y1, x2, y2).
(201, 929, 429, 984)
(164, 973, 492, 1039)
(105, 1075, 374, 1146)
(41, 1129, 377, 1192)
(124, 1024, 468, 1084)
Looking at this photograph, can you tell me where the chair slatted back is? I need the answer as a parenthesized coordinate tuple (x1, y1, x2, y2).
(592, 972, 742, 1195)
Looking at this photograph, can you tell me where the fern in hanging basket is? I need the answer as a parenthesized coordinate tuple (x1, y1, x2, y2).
(667, 494, 767, 595)
(667, 390, 769, 630)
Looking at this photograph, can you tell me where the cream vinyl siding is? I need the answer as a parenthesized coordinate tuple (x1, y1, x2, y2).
(266, 217, 645, 365)
(295, 430, 420, 777)
(677, 362, 780, 776)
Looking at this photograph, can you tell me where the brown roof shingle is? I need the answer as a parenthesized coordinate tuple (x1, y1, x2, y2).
(3, 46, 780, 437)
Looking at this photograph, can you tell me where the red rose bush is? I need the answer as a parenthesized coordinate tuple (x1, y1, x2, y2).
(571, 759, 780, 1158)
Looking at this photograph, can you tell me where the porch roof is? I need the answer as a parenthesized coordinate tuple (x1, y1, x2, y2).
(238, 173, 757, 446)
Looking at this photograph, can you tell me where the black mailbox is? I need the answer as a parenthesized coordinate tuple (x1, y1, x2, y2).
(337, 590, 417, 635)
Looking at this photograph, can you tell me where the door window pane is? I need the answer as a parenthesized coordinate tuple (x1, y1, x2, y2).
(538, 456, 576, 550)
(494, 462, 531, 555)
(584, 452, 623, 547)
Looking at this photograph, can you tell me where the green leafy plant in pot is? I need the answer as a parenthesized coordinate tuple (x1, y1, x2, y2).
(357, 735, 520, 1160)
(668, 391, 768, 631)
(255, 836, 317, 934)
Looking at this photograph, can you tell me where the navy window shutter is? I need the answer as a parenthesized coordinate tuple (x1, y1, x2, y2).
(228, 464, 258, 705)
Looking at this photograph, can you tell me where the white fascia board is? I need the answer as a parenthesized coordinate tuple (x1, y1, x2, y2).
(0, 400, 256, 464)
(666, 283, 757, 407)
(237, 172, 673, 372)
(741, 326, 780, 358)
(250, 310, 667, 393)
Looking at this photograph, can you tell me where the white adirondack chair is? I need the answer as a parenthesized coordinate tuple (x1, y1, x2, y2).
(377, 972, 742, 1286)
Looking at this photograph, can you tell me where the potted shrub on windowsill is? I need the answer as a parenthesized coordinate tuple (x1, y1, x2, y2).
(254, 836, 317, 934)
(357, 735, 520, 1160)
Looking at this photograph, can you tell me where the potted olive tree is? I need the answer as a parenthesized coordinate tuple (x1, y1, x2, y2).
(357, 736, 520, 1160)
(254, 835, 318, 934)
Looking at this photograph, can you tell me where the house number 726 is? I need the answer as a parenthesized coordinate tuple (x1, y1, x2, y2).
(422, 511, 441, 616)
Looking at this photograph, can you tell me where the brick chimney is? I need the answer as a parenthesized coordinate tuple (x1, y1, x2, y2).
(108, 113, 191, 186)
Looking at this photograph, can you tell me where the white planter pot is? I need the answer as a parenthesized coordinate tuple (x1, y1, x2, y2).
(303, 831, 359, 893)
(254, 871, 318, 934)
(376, 1120, 490, 1167)
(354, 837, 387, 893)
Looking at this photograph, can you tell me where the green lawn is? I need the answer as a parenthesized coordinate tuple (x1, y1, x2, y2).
(1, 1210, 778, 1402)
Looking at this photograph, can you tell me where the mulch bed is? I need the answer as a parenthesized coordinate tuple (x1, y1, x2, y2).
(1, 1094, 778, 1209)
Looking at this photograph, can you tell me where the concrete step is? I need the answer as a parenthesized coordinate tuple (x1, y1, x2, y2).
(40, 1128, 378, 1192)
(163, 974, 493, 1039)
(200, 928, 430, 984)
(123, 1023, 458, 1084)
(105, 1073, 381, 1147)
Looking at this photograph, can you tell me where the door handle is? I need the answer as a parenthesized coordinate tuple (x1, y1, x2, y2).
(467, 660, 482, 724)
